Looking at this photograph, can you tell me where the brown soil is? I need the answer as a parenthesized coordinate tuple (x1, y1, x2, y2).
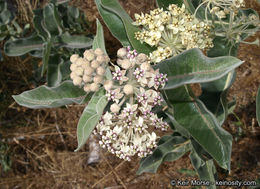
(0, 0, 260, 188)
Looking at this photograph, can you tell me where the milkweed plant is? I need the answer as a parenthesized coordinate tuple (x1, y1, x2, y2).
(11, 0, 260, 187)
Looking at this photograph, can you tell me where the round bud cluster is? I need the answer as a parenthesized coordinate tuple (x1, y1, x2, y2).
(70, 48, 110, 92)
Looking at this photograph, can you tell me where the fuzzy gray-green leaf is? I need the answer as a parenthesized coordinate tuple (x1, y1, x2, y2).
(166, 87, 232, 170)
(56, 33, 93, 49)
(13, 81, 87, 109)
(137, 136, 190, 175)
(155, 48, 243, 90)
(95, 0, 130, 47)
(4, 35, 44, 56)
(75, 88, 108, 151)
(100, 0, 154, 54)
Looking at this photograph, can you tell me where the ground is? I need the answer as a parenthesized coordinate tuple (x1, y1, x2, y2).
(0, 0, 260, 188)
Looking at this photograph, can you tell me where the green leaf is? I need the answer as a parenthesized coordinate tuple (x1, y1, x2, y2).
(42, 40, 52, 76)
(137, 136, 190, 175)
(157, 0, 183, 9)
(207, 37, 239, 57)
(12, 81, 87, 109)
(154, 48, 243, 90)
(190, 150, 217, 189)
(43, 3, 62, 37)
(4, 35, 44, 56)
(75, 88, 108, 151)
(166, 88, 232, 170)
(200, 71, 236, 125)
(93, 19, 106, 53)
(60, 60, 71, 80)
(257, 85, 260, 126)
(67, 6, 79, 19)
(47, 55, 62, 87)
(56, 32, 93, 49)
(100, 0, 154, 54)
(33, 9, 49, 40)
(95, 0, 130, 47)
(0, 9, 12, 25)
(92, 18, 112, 80)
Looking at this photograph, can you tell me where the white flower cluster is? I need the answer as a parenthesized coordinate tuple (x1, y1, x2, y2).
(198, 0, 245, 19)
(70, 48, 109, 92)
(94, 47, 169, 161)
(198, 0, 259, 47)
(133, 4, 213, 63)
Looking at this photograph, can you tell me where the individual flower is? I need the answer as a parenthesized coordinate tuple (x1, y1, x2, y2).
(134, 4, 213, 63)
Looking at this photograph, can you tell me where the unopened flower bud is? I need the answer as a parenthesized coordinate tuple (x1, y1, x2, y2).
(93, 75, 103, 84)
(117, 48, 127, 58)
(117, 59, 123, 66)
(136, 53, 147, 63)
(123, 84, 134, 95)
(73, 77, 82, 86)
(104, 80, 113, 90)
(96, 66, 105, 75)
(70, 72, 77, 79)
(140, 62, 151, 71)
(70, 54, 79, 63)
(94, 48, 104, 56)
(97, 55, 106, 64)
(90, 83, 99, 92)
(83, 75, 92, 82)
(121, 59, 131, 69)
(104, 55, 110, 63)
(110, 103, 120, 113)
(84, 84, 91, 93)
(76, 58, 85, 66)
(84, 50, 95, 61)
(70, 63, 77, 71)
(75, 67, 84, 76)
(81, 61, 90, 69)
(91, 60, 100, 69)
(84, 67, 94, 75)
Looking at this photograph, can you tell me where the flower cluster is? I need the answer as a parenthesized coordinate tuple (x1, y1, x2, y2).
(196, 0, 245, 19)
(133, 4, 213, 63)
(196, 0, 259, 47)
(94, 47, 169, 161)
(70, 48, 109, 92)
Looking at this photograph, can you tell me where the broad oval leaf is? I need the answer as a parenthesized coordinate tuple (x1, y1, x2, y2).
(43, 3, 63, 37)
(166, 91, 232, 170)
(257, 85, 260, 126)
(100, 0, 154, 54)
(200, 71, 236, 125)
(33, 9, 49, 40)
(12, 81, 87, 109)
(95, 0, 131, 47)
(75, 88, 108, 151)
(137, 136, 190, 175)
(4, 35, 44, 56)
(189, 150, 217, 189)
(155, 48, 243, 90)
(56, 33, 93, 49)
